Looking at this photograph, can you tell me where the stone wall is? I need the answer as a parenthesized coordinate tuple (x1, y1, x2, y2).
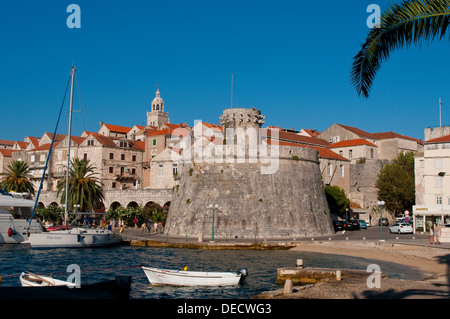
(165, 145, 334, 239)
(348, 160, 388, 209)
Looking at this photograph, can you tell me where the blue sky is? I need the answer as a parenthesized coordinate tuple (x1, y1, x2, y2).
(1, 0, 450, 142)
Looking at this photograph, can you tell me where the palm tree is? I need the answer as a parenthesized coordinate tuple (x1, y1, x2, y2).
(0, 160, 35, 195)
(351, 0, 450, 98)
(56, 158, 104, 212)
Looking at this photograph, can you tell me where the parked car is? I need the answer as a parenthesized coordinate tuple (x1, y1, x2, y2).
(354, 219, 367, 229)
(378, 218, 389, 226)
(348, 220, 360, 230)
(389, 222, 413, 234)
(333, 220, 343, 232)
(341, 220, 353, 230)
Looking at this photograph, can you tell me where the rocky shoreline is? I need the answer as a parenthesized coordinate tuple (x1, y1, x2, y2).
(253, 241, 450, 299)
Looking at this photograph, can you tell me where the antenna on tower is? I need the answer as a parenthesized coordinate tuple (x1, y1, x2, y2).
(439, 97, 442, 127)
(231, 74, 233, 108)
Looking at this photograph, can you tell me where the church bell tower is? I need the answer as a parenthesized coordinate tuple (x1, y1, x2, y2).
(146, 84, 169, 128)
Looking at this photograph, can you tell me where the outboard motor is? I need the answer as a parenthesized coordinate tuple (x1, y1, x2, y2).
(237, 268, 248, 285)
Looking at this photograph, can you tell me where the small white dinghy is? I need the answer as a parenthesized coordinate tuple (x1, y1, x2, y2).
(142, 267, 248, 287)
(19, 272, 76, 288)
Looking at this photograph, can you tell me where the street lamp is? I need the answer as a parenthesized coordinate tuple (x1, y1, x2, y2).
(377, 200, 385, 241)
(209, 204, 219, 242)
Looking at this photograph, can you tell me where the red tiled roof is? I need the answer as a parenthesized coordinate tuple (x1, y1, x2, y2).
(266, 140, 349, 161)
(33, 142, 60, 151)
(0, 149, 15, 157)
(0, 140, 16, 146)
(371, 131, 421, 143)
(202, 122, 223, 131)
(336, 124, 376, 139)
(43, 133, 67, 142)
(132, 141, 145, 150)
(14, 141, 28, 149)
(301, 129, 321, 137)
(70, 136, 86, 145)
(264, 129, 330, 147)
(425, 134, 450, 144)
(328, 138, 377, 148)
(103, 123, 132, 133)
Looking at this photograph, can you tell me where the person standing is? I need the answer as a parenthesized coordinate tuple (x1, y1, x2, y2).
(435, 224, 441, 245)
(429, 225, 434, 245)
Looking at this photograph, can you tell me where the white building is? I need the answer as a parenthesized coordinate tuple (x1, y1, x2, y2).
(413, 133, 450, 232)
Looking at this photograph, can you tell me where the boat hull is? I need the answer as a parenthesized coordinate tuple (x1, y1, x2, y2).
(28, 228, 122, 249)
(20, 272, 76, 287)
(142, 267, 243, 287)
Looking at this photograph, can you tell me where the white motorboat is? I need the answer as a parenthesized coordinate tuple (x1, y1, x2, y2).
(0, 192, 43, 244)
(142, 267, 248, 287)
(19, 272, 76, 287)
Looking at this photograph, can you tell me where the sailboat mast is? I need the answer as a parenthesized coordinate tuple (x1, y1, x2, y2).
(65, 66, 76, 225)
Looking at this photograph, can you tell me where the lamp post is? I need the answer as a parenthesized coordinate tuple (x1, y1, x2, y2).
(377, 200, 385, 241)
(209, 204, 219, 242)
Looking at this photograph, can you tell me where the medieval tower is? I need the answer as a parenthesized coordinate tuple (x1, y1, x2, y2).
(165, 107, 334, 239)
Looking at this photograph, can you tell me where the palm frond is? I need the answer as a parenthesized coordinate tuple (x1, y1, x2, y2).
(351, 0, 450, 98)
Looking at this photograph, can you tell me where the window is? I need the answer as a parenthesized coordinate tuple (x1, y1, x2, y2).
(435, 177, 443, 188)
(436, 195, 442, 205)
(40, 154, 46, 162)
(370, 148, 374, 159)
(435, 159, 442, 170)
(109, 167, 114, 174)
(158, 164, 164, 177)
(132, 155, 136, 162)
(57, 151, 62, 160)
(339, 150, 343, 156)
(109, 153, 114, 160)
(419, 160, 425, 167)
(340, 165, 344, 177)
(30, 155, 35, 162)
(112, 182, 116, 189)
(121, 154, 125, 161)
(327, 163, 332, 176)
(349, 150, 353, 159)
(83, 153, 88, 161)
(173, 164, 178, 176)
(153, 139, 157, 146)
(87, 140, 94, 146)
(131, 168, 136, 175)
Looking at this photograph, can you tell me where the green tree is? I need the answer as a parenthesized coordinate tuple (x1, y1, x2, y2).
(0, 160, 35, 195)
(376, 152, 415, 216)
(351, 0, 450, 98)
(324, 185, 350, 218)
(35, 205, 64, 224)
(56, 158, 104, 212)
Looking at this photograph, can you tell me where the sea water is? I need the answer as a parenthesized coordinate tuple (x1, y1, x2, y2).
(0, 244, 424, 299)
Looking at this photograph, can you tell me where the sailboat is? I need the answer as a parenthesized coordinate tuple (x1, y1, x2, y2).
(28, 67, 122, 249)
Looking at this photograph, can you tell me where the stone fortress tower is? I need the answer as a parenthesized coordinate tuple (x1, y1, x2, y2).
(164, 107, 334, 239)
